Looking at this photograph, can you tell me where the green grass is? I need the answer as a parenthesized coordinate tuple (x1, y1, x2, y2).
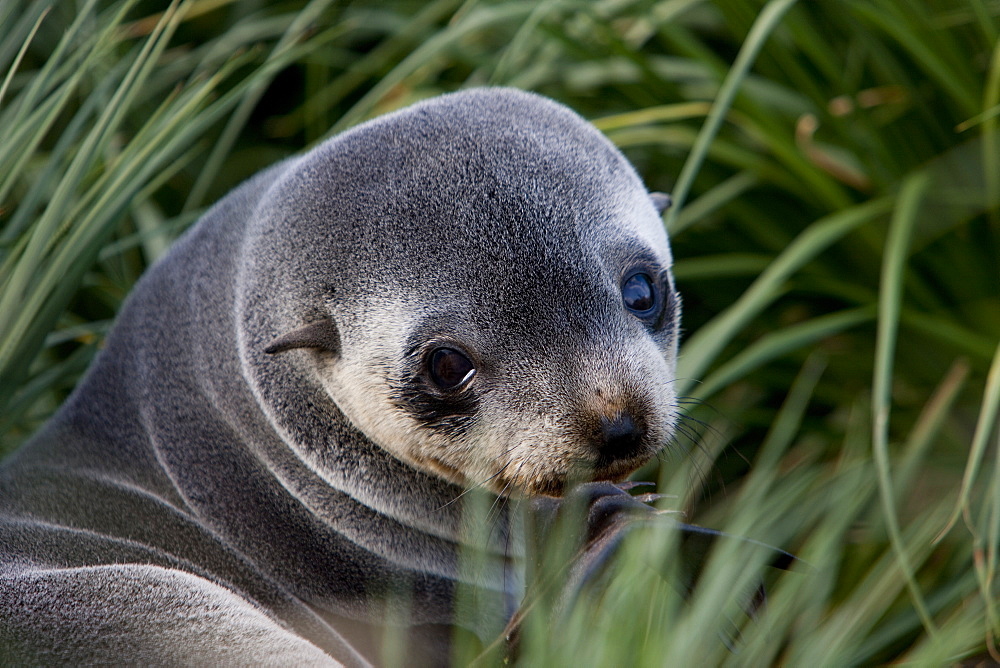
(2, 0, 998, 664)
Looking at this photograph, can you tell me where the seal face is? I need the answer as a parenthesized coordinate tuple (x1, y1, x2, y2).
(0, 87, 680, 663)
(255, 88, 681, 498)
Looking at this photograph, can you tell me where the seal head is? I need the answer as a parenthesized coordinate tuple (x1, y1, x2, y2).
(254, 88, 680, 497)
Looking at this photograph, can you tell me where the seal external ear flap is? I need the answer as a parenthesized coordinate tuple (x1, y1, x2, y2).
(264, 319, 340, 356)
(650, 192, 672, 214)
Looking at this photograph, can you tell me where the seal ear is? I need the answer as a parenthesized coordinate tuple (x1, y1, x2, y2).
(649, 192, 672, 214)
(264, 319, 340, 356)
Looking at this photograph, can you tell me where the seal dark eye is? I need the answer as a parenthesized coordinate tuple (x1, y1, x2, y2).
(428, 347, 476, 390)
(622, 272, 657, 315)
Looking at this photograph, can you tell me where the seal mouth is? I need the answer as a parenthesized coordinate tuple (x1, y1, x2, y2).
(490, 450, 655, 499)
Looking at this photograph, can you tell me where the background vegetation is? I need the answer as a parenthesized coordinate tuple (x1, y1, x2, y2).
(2, 0, 998, 664)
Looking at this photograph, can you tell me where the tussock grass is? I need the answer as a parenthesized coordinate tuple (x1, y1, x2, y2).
(2, 0, 997, 664)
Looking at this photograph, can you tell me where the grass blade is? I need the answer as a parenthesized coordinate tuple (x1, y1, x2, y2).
(872, 170, 935, 634)
(663, 0, 798, 230)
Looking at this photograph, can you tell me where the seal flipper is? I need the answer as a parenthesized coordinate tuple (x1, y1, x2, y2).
(264, 319, 341, 355)
(495, 482, 799, 662)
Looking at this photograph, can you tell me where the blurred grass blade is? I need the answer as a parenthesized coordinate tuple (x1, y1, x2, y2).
(872, 170, 935, 635)
(326, 2, 536, 135)
(0, 0, 118, 213)
(663, 0, 797, 231)
(852, 3, 978, 116)
(0, 0, 187, 409)
(0, 6, 47, 108)
(676, 197, 892, 397)
(895, 359, 970, 499)
(276, 0, 461, 138)
(695, 306, 874, 400)
(986, 352, 1000, 651)
(736, 354, 827, 504)
(488, 0, 559, 86)
(983, 40, 1000, 223)
(182, 0, 341, 212)
(592, 101, 712, 132)
(938, 342, 1000, 543)
(671, 171, 758, 236)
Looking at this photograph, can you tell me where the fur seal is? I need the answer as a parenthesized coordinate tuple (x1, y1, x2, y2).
(0, 88, 680, 664)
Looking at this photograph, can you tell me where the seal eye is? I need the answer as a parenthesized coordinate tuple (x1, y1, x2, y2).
(622, 272, 657, 315)
(428, 347, 476, 390)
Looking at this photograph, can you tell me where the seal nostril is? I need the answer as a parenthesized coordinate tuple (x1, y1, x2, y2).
(597, 411, 645, 462)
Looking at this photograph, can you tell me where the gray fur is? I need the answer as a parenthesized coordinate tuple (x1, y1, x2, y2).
(0, 88, 679, 664)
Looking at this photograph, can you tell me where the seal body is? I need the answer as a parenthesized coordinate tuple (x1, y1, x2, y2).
(0, 88, 679, 664)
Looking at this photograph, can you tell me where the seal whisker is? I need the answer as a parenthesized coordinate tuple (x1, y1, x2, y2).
(432, 446, 521, 512)
(486, 486, 513, 547)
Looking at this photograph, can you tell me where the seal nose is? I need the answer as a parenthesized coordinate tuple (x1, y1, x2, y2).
(597, 410, 646, 463)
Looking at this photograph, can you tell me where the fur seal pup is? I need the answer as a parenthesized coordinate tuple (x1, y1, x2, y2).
(0, 88, 680, 665)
